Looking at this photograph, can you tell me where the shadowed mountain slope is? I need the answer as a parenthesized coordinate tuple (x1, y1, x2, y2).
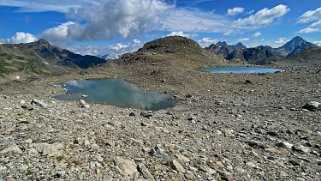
(0, 39, 106, 77)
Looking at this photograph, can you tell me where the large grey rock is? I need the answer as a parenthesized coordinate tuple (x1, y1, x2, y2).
(29, 142, 64, 156)
(31, 99, 48, 109)
(0, 142, 22, 154)
(114, 157, 138, 176)
(303, 101, 320, 111)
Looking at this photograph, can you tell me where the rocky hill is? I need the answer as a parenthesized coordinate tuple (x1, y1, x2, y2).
(96, 36, 226, 88)
(115, 36, 226, 69)
(0, 40, 106, 78)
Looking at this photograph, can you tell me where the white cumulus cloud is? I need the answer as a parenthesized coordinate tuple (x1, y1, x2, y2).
(40, 0, 233, 41)
(1, 1, 291, 43)
(57, 0, 171, 40)
(7, 32, 38, 44)
(299, 20, 321, 33)
(238, 38, 250, 42)
(273, 37, 288, 48)
(298, 8, 321, 34)
(252, 32, 262, 38)
(198, 37, 218, 47)
(162, 8, 231, 34)
(314, 41, 321, 46)
(297, 7, 321, 23)
(165, 31, 197, 38)
(227, 7, 244, 16)
(234, 5, 290, 29)
(41, 21, 76, 41)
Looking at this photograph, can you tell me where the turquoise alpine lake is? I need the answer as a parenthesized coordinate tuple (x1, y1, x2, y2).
(202, 66, 285, 74)
(55, 79, 176, 110)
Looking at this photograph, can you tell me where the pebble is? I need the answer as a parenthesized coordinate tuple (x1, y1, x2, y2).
(207, 161, 224, 170)
(137, 163, 155, 181)
(175, 154, 190, 163)
(267, 131, 278, 137)
(280, 171, 289, 177)
(247, 140, 267, 149)
(184, 171, 195, 180)
(224, 129, 235, 137)
(149, 145, 165, 157)
(275, 141, 293, 149)
(140, 111, 153, 118)
(246, 162, 257, 168)
(79, 99, 90, 108)
(171, 159, 186, 173)
(289, 159, 300, 166)
(292, 145, 310, 153)
(213, 130, 222, 136)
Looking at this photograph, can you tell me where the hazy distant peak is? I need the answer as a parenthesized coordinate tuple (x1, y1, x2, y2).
(216, 41, 228, 47)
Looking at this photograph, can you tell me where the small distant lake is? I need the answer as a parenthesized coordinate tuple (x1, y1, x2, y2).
(54, 79, 176, 111)
(202, 66, 285, 74)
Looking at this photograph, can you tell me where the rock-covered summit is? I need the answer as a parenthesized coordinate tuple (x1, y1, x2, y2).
(139, 36, 203, 54)
(116, 36, 226, 69)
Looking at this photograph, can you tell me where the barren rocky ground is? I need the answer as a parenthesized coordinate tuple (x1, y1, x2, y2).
(0, 60, 320, 181)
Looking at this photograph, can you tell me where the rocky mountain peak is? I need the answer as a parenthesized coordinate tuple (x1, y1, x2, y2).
(37, 39, 50, 45)
(139, 36, 202, 54)
(275, 36, 317, 56)
(206, 41, 247, 59)
(215, 41, 228, 47)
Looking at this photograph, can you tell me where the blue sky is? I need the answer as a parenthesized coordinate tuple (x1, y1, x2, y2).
(0, 0, 320, 57)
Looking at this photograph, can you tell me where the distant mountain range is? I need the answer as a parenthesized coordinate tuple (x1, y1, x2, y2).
(0, 36, 320, 80)
(0, 39, 106, 76)
(206, 41, 246, 59)
(206, 36, 319, 65)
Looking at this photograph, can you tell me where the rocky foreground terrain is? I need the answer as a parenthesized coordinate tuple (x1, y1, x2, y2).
(0, 37, 320, 180)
